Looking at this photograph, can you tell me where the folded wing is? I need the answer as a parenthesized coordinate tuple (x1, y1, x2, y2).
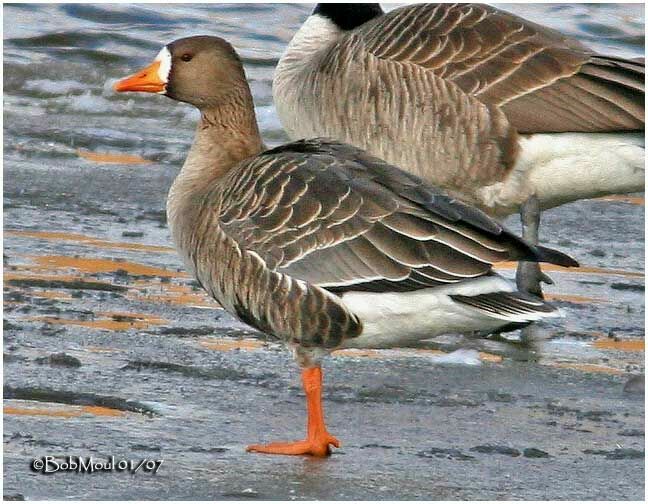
(219, 139, 576, 295)
(354, 3, 644, 132)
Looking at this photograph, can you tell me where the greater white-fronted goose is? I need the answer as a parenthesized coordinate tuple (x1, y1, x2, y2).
(114, 35, 577, 457)
(273, 3, 645, 295)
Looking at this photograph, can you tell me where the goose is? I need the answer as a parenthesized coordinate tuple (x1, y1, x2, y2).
(273, 3, 645, 295)
(114, 35, 577, 457)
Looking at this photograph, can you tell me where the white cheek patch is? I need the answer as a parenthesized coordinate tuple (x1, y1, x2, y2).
(154, 46, 172, 93)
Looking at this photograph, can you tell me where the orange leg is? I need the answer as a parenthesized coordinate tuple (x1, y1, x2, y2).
(246, 367, 340, 457)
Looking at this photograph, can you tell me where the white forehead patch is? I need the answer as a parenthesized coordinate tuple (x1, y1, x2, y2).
(154, 46, 172, 93)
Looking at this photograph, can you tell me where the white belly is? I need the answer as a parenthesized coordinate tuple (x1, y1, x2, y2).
(338, 276, 555, 349)
(477, 132, 645, 215)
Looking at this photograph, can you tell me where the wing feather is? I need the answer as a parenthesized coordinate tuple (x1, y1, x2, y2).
(354, 3, 643, 132)
(217, 140, 573, 294)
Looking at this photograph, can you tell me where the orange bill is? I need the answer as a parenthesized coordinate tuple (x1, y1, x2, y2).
(114, 60, 165, 93)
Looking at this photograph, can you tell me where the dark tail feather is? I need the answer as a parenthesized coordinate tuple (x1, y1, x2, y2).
(498, 225, 579, 268)
(589, 55, 644, 78)
(578, 55, 645, 128)
(534, 245, 579, 268)
(450, 290, 558, 320)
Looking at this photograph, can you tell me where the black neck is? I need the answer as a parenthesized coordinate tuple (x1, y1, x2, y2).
(313, 3, 384, 31)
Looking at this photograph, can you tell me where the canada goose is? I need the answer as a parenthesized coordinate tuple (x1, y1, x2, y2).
(273, 3, 645, 295)
(114, 35, 577, 456)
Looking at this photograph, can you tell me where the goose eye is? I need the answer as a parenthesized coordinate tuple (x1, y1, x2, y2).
(180, 53, 193, 62)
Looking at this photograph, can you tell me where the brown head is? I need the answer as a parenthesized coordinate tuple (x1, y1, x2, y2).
(114, 35, 250, 110)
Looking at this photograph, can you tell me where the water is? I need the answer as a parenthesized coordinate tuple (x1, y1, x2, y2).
(4, 2, 645, 373)
(2, 4, 645, 499)
(3, 3, 645, 161)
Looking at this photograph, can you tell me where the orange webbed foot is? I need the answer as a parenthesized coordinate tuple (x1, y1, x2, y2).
(247, 367, 339, 457)
(247, 433, 340, 457)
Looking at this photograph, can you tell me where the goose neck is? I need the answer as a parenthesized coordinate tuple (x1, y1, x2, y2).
(184, 94, 263, 181)
(276, 14, 342, 77)
(167, 89, 263, 239)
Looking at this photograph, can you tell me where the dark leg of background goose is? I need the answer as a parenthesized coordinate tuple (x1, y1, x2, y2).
(516, 195, 553, 298)
(516, 195, 554, 343)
